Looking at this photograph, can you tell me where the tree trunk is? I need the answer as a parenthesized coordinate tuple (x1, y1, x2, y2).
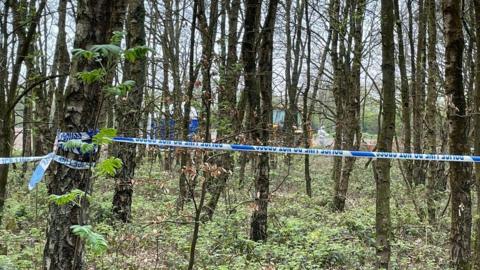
(330, 0, 344, 211)
(303, 0, 312, 197)
(404, 0, 416, 187)
(197, 0, 218, 142)
(250, 0, 278, 242)
(425, 0, 437, 225)
(284, 0, 304, 150)
(160, 26, 172, 171)
(473, 0, 480, 267)
(394, 0, 412, 186)
(242, 0, 261, 237)
(202, 0, 240, 221)
(444, 0, 472, 268)
(413, 0, 427, 186)
(112, 0, 146, 223)
(332, 0, 365, 212)
(0, 0, 46, 225)
(21, 93, 32, 175)
(43, 0, 126, 268)
(52, 0, 70, 132)
(177, 0, 198, 211)
(374, 0, 395, 267)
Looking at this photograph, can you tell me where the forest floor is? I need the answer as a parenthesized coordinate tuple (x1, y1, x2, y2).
(0, 152, 456, 269)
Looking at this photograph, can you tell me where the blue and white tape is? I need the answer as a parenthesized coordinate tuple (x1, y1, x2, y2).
(57, 130, 97, 142)
(5, 131, 480, 191)
(0, 155, 48, 165)
(28, 153, 55, 190)
(58, 131, 99, 156)
(27, 154, 92, 190)
(112, 137, 480, 163)
(0, 132, 94, 190)
(53, 155, 93, 170)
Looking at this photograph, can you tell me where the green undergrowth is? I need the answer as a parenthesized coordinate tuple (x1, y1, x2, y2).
(0, 154, 455, 269)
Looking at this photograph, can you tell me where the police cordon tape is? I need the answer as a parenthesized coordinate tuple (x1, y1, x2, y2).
(0, 155, 48, 165)
(1, 132, 94, 190)
(0, 152, 93, 190)
(27, 154, 93, 190)
(3, 131, 480, 190)
(112, 136, 480, 163)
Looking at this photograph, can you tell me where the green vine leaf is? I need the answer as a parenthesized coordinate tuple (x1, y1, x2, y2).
(92, 128, 117, 145)
(77, 68, 106, 84)
(72, 48, 98, 61)
(80, 143, 95, 154)
(96, 157, 123, 177)
(124, 45, 151, 62)
(104, 80, 136, 96)
(70, 225, 108, 255)
(48, 189, 89, 206)
(62, 139, 83, 151)
(62, 140, 95, 154)
(110, 31, 126, 45)
(90, 44, 122, 59)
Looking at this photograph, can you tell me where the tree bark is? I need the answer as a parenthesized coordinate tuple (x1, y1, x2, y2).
(394, 0, 412, 186)
(177, 0, 198, 211)
(52, 0, 70, 132)
(443, 0, 472, 268)
(112, 0, 146, 223)
(0, 0, 46, 225)
(250, 0, 278, 242)
(284, 0, 304, 150)
(303, 0, 312, 197)
(413, 0, 427, 186)
(332, 0, 365, 212)
(374, 0, 395, 267)
(202, 0, 240, 221)
(242, 0, 262, 238)
(330, 0, 343, 211)
(43, 0, 126, 268)
(425, 0, 437, 225)
(473, 0, 480, 267)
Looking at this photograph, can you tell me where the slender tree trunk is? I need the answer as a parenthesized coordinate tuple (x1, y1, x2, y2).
(177, 0, 198, 211)
(203, 0, 240, 221)
(161, 27, 172, 171)
(303, 0, 312, 197)
(374, 0, 395, 267)
(242, 0, 262, 238)
(20, 3, 39, 173)
(52, 0, 70, 132)
(394, 0, 412, 186)
(284, 0, 293, 148)
(425, 0, 437, 225)
(413, 0, 427, 186)
(444, 0, 472, 268)
(330, 0, 343, 211)
(250, 0, 278, 242)
(0, 0, 8, 219)
(197, 0, 219, 217)
(305, 12, 332, 197)
(284, 0, 303, 150)
(0, 0, 46, 225)
(33, 9, 51, 155)
(197, 0, 218, 142)
(112, 0, 146, 223)
(404, 0, 416, 187)
(333, 0, 365, 212)
(473, 0, 480, 267)
(21, 93, 32, 175)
